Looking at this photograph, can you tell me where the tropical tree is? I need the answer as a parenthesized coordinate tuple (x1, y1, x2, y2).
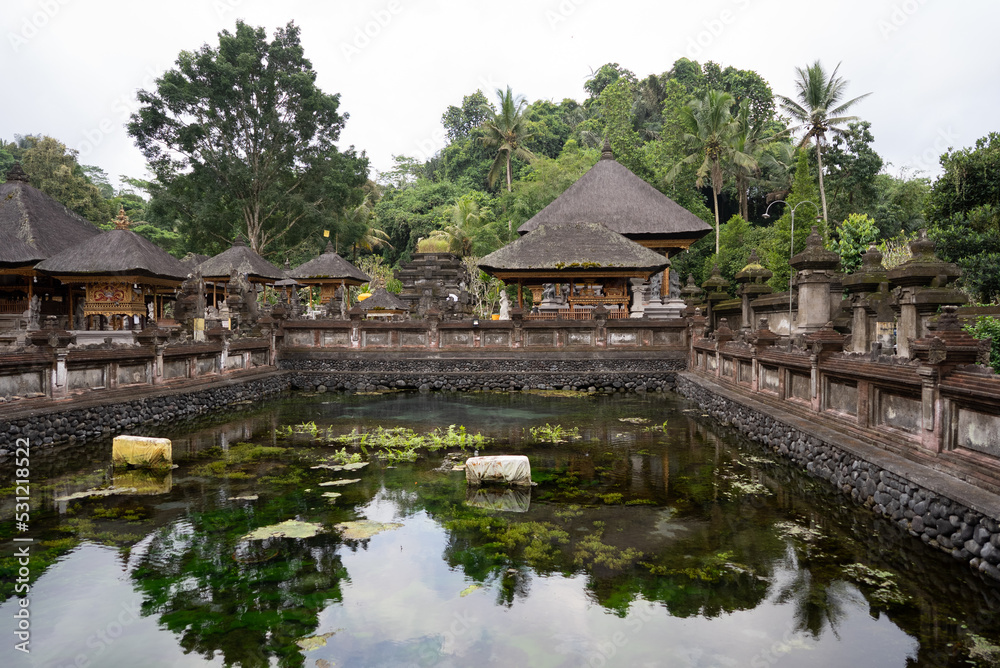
(429, 194, 482, 257)
(480, 86, 536, 192)
(666, 90, 749, 254)
(777, 61, 871, 226)
(343, 194, 392, 261)
(128, 20, 368, 255)
(728, 99, 771, 221)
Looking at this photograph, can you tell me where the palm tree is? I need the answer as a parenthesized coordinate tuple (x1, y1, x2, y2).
(666, 90, 748, 254)
(344, 195, 392, 261)
(429, 195, 481, 257)
(728, 99, 770, 221)
(777, 61, 871, 225)
(479, 87, 536, 192)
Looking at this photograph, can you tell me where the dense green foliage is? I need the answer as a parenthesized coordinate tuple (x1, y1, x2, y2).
(10, 40, 1000, 304)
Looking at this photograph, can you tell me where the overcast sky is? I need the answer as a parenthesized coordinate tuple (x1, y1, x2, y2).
(3, 0, 997, 191)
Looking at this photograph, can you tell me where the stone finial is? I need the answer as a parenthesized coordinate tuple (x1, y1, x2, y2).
(324, 240, 336, 254)
(233, 233, 249, 247)
(735, 249, 773, 284)
(861, 244, 883, 270)
(887, 228, 962, 289)
(790, 226, 840, 271)
(113, 206, 132, 230)
(701, 264, 730, 292)
(601, 138, 614, 160)
(5, 161, 29, 182)
(936, 304, 961, 332)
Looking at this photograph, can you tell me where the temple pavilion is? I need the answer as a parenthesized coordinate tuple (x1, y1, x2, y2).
(196, 234, 284, 308)
(288, 241, 370, 305)
(0, 162, 103, 327)
(34, 209, 187, 330)
(480, 141, 711, 315)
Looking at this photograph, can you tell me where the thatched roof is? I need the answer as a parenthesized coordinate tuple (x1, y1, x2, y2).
(0, 162, 102, 263)
(357, 287, 407, 311)
(479, 222, 670, 278)
(197, 234, 284, 282)
(179, 252, 209, 271)
(34, 228, 188, 281)
(288, 242, 369, 284)
(517, 143, 711, 241)
(0, 224, 45, 267)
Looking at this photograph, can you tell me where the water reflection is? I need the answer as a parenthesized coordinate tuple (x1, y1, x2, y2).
(0, 392, 998, 667)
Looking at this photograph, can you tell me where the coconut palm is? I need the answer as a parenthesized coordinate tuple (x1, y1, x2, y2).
(777, 61, 871, 225)
(429, 195, 481, 257)
(344, 196, 392, 261)
(666, 90, 750, 254)
(480, 87, 536, 192)
(728, 99, 772, 221)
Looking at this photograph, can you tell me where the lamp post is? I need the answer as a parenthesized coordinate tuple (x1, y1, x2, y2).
(762, 200, 821, 334)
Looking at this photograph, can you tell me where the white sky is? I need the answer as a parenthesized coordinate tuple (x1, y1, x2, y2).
(3, 0, 996, 191)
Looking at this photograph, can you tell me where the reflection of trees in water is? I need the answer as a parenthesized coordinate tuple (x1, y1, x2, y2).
(771, 546, 847, 639)
(130, 499, 347, 667)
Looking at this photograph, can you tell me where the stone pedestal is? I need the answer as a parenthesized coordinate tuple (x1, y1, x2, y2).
(790, 227, 841, 334)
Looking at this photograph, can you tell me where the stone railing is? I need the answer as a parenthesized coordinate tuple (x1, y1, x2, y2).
(279, 312, 690, 353)
(0, 328, 273, 402)
(688, 311, 1000, 491)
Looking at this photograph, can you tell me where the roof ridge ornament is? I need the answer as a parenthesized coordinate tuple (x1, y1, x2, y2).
(5, 161, 29, 182)
(601, 138, 613, 160)
(114, 206, 132, 230)
(233, 232, 249, 247)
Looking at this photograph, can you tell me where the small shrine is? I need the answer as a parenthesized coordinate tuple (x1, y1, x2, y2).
(288, 241, 369, 305)
(196, 234, 284, 307)
(34, 209, 187, 330)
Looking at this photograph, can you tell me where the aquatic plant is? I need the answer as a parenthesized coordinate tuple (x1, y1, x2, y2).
(528, 423, 582, 444)
(573, 522, 644, 571)
(841, 563, 909, 607)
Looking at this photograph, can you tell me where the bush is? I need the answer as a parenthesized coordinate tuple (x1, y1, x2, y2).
(964, 315, 1000, 373)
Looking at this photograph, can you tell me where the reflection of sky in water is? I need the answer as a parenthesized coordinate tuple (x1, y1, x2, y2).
(0, 392, 966, 667)
(308, 493, 918, 668)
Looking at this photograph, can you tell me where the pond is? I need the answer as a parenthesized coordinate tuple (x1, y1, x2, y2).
(2, 391, 1000, 667)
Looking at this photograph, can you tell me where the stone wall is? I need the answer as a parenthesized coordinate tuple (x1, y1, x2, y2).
(282, 353, 685, 394)
(0, 370, 288, 456)
(676, 372, 1000, 580)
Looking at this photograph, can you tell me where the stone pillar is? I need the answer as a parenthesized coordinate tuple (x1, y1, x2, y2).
(803, 323, 846, 413)
(887, 230, 966, 359)
(734, 250, 773, 334)
(842, 246, 887, 353)
(701, 265, 730, 331)
(789, 227, 841, 334)
(629, 278, 648, 318)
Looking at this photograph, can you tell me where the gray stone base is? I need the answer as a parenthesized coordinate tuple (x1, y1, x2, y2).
(675, 372, 1000, 581)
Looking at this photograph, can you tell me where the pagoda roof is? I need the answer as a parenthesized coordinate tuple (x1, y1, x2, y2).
(516, 142, 711, 241)
(479, 222, 670, 279)
(288, 242, 369, 284)
(34, 228, 188, 282)
(197, 234, 284, 282)
(0, 162, 102, 263)
(357, 287, 407, 311)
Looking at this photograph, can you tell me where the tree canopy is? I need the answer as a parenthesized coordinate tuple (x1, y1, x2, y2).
(127, 20, 368, 257)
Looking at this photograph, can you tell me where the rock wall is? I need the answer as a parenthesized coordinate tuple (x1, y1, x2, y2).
(0, 372, 289, 456)
(282, 356, 684, 394)
(676, 372, 1000, 581)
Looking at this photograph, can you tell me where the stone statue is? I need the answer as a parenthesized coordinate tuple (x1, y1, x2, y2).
(499, 291, 510, 320)
(542, 283, 556, 302)
(27, 294, 41, 330)
(147, 302, 155, 320)
(669, 268, 680, 299)
(74, 299, 85, 330)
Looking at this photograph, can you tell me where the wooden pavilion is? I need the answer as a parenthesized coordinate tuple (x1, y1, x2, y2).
(478, 222, 670, 317)
(288, 241, 369, 305)
(34, 210, 188, 330)
(196, 234, 284, 307)
(0, 162, 102, 325)
(515, 141, 711, 300)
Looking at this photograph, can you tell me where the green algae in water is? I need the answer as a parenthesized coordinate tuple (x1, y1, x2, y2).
(335, 520, 404, 540)
(242, 519, 325, 541)
(841, 563, 909, 607)
(528, 423, 582, 443)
